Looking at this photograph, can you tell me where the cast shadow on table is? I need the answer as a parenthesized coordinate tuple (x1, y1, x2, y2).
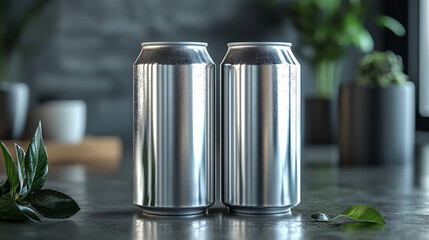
(338, 221, 385, 232)
(88, 209, 139, 219)
(0, 220, 79, 239)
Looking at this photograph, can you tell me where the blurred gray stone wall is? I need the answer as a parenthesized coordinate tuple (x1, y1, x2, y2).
(16, 0, 383, 142)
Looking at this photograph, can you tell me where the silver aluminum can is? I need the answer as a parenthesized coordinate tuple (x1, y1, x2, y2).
(221, 42, 301, 214)
(133, 42, 215, 215)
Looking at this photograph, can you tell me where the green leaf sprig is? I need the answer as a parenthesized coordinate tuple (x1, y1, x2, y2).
(312, 204, 386, 225)
(0, 122, 80, 222)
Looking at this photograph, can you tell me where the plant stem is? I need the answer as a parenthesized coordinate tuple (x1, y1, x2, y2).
(315, 60, 340, 98)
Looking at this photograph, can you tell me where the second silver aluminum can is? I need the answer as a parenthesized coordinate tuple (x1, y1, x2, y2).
(133, 42, 215, 215)
(221, 42, 301, 214)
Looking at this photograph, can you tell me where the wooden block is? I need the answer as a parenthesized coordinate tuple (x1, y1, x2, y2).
(0, 136, 123, 171)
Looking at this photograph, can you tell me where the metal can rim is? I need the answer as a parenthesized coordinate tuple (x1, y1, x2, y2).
(141, 42, 208, 47)
(227, 42, 292, 47)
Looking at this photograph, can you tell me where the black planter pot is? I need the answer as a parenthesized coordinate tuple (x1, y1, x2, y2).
(339, 82, 415, 165)
(0, 82, 29, 140)
(304, 98, 338, 144)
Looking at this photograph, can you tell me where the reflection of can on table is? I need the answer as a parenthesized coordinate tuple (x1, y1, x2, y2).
(133, 42, 215, 215)
(221, 42, 301, 214)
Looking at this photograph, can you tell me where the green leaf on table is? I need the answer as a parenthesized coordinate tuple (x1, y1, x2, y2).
(15, 144, 27, 197)
(312, 204, 385, 225)
(0, 196, 40, 222)
(0, 123, 79, 222)
(2, 179, 10, 195)
(25, 189, 80, 219)
(377, 15, 406, 37)
(0, 141, 18, 196)
(24, 122, 48, 196)
(335, 204, 386, 224)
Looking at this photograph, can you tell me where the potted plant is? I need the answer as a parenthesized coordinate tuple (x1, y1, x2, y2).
(339, 51, 414, 165)
(0, 0, 51, 139)
(282, 0, 405, 144)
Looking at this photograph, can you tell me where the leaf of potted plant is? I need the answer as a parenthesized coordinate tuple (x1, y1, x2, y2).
(339, 51, 415, 165)
(0, 0, 52, 140)
(280, 0, 406, 144)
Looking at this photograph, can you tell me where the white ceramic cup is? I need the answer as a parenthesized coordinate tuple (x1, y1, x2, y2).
(35, 100, 87, 143)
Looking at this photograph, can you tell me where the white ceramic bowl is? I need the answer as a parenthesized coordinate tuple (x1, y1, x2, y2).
(35, 100, 87, 143)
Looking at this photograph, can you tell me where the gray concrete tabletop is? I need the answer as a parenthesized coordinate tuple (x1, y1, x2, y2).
(1, 146, 429, 240)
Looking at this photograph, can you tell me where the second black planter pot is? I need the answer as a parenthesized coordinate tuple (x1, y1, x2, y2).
(339, 82, 415, 165)
(305, 98, 338, 144)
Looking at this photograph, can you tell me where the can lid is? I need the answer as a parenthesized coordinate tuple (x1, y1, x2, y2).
(141, 42, 208, 47)
(227, 42, 292, 47)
